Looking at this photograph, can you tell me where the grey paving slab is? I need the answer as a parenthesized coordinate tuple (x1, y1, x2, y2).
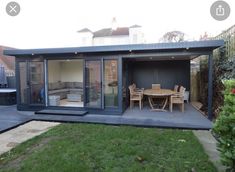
(123, 104, 212, 129)
(193, 130, 226, 172)
(32, 104, 212, 129)
(0, 104, 212, 132)
(0, 105, 31, 133)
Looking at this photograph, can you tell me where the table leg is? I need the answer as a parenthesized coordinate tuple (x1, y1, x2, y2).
(148, 96, 154, 109)
(148, 96, 168, 112)
(161, 97, 168, 110)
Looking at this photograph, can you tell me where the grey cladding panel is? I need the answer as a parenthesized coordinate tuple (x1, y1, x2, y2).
(130, 60, 190, 90)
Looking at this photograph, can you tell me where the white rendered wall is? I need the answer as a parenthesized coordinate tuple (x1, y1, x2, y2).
(129, 27, 145, 44)
(77, 32, 93, 46)
(60, 60, 83, 82)
(48, 61, 61, 83)
(48, 60, 83, 83)
(93, 35, 129, 46)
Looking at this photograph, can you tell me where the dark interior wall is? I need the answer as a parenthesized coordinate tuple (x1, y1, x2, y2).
(129, 60, 190, 91)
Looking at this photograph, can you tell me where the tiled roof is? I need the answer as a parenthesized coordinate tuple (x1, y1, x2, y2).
(93, 27, 129, 37)
(78, 25, 141, 37)
(77, 28, 92, 33)
(130, 25, 141, 28)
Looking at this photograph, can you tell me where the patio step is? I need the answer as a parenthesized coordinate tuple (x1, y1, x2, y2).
(35, 109, 88, 116)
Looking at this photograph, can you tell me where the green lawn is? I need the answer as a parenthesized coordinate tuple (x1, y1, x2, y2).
(0, 124, 217, 172)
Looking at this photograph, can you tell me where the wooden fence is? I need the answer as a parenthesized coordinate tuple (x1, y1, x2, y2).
(214, 24, 235, 59)
(190, 25, 235, 114)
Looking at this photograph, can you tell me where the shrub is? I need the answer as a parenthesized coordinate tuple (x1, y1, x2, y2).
(213, 79, 235, 171)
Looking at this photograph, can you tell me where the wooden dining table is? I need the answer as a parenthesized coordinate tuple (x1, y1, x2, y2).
(144, 89, 176, 111)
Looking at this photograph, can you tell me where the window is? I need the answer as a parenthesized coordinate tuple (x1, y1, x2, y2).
(104, 60, 118, 107)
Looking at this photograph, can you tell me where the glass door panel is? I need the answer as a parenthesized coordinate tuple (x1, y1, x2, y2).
(29, 62, 44, 105)
(85, 60, 102, 108)
(19, 62, 28, 104)
(104, 60, 118, 107)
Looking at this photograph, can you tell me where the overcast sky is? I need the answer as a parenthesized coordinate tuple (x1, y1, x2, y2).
(0, 0, 234, 49)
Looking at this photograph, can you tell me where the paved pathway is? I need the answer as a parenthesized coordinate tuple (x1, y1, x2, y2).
(193, 130, 226, 172)
(0, 121, 60, 155)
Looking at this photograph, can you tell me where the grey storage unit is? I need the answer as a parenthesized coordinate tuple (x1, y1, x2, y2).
(67, 94, 82, 102)
(49, 95, 60, 106)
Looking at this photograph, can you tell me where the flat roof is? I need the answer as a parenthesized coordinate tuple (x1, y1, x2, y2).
(4, 40, 224, 56)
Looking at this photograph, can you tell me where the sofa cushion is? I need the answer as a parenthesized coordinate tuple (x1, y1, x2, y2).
(70, 88, 83, 94)
(49, 83, 54, 90)
(59, 82, 65, 89)
(65, 82, 74, 88)
(74, 82, 83, 88)
(49, 88, 69, 95)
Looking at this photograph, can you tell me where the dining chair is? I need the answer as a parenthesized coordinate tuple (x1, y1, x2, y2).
(133, 83, 144, 92)
(152, 84, 161, 90)
(170, 86, 185, 112)
(128, 84, 143, 110)
(174, 85, 179, 92)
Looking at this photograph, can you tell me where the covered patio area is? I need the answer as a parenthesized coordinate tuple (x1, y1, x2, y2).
(122, 40, 224, 120)
(123, 103, 212, 129)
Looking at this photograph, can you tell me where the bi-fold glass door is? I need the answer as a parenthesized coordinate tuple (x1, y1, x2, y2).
(18, 58, 118, 111)
(85, 60, 102, 108)
(18, 60, 45, 106)
(85, 59, 118, 109)
(103, 60, 118, 108)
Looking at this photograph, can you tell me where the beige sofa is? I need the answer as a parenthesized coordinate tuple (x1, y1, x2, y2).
(48, 82, 83, 100)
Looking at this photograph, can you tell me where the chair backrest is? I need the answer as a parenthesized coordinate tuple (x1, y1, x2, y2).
(174, 85, 179, 92)
(128, 85, 134, 95)
(179, 86, 186, 96)
(133, 83, 136, 90)
(152, 84, 161, 90)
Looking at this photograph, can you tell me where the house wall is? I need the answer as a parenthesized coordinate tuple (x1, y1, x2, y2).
(93, 36, 129, 46)
(129, 27, 145, 44)
(77, 32, 93, 46)
(130, 60, 190, 91)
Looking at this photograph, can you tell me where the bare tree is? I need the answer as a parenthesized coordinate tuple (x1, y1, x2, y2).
(159, 31, 185, 43)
